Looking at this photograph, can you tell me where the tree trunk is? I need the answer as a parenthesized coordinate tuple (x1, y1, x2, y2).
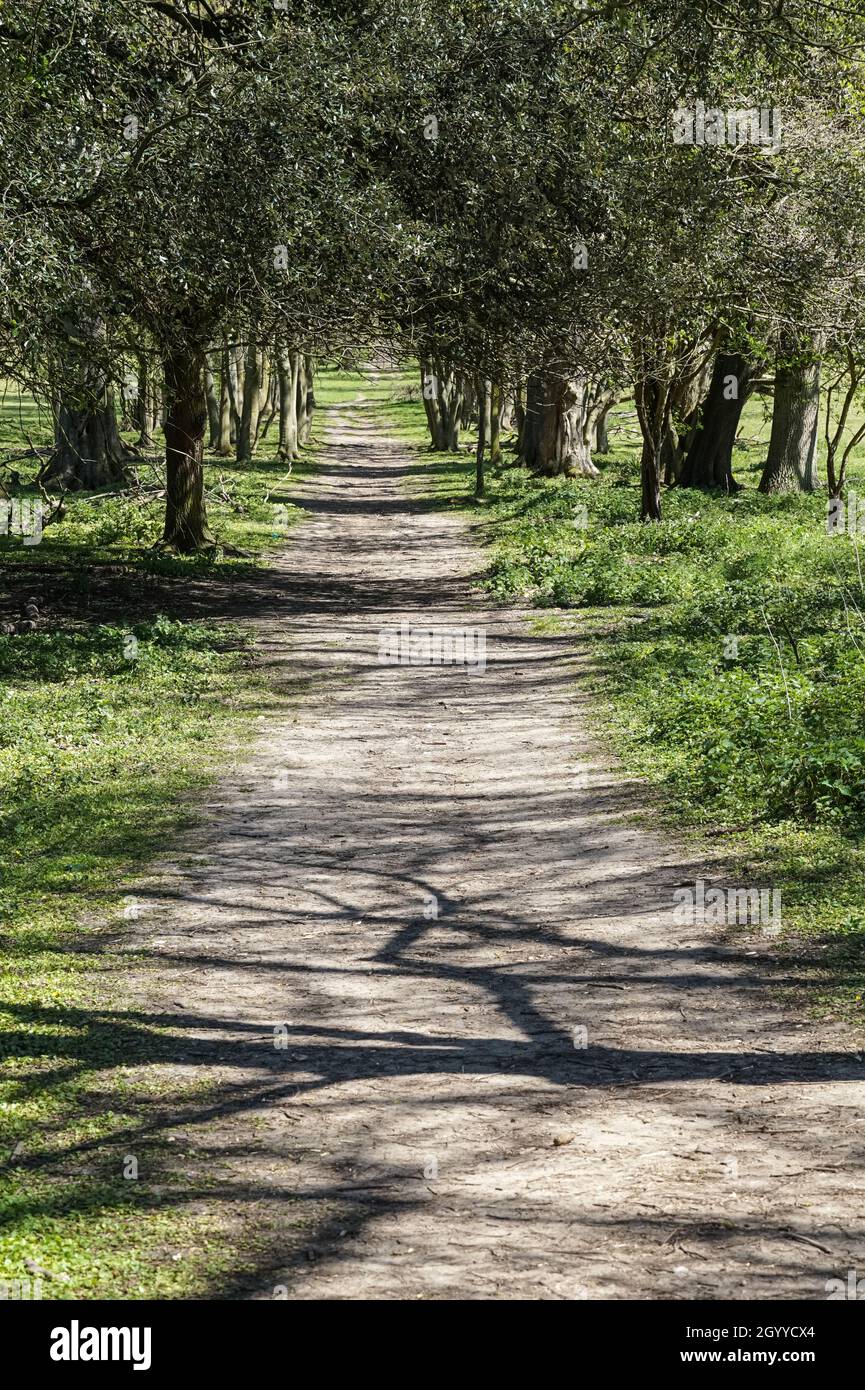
(162, 344, 214, 553)
(420, 358, 446, 449)
(119, 365, 137, 431)
(759, 338, 822, 493)
(257, 351, 271, 422)
(428, 359, 463, 450)
(303, 354, 315, 442)
(277, 349, 300, 460)
(595, 401, 613, 454)
(459, 374, 476, 431)
(526, 366, 600, 477)
(134, 354, 156, 448)
(295, 357, 306, 444)
(681, 352, 756, 491)
(475, 378, 489, 499)
(258, 369, 279, 440)
(640, 438, 662, 521)
(661, 423, 680, 486)
(225, 345, 242, 444)
(660, 358, 712, 485)
(205, 357, 221, 449)
(297, 355, 315, 444)
(42, 377, 129, 490)
(634, 377, 666, 522)
(237, 340, 261, 463)
(520, 371, 543, 467)
(215, 347, 232, 455)
(489, 382, 502, 465)
(445, 374, 464, 449)
(513, 374, 526, 447)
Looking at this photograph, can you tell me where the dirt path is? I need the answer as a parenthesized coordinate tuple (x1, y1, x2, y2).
(123, 389, 865, 1300)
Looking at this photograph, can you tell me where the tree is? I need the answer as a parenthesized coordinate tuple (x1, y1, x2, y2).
(162, 341, 215, 552)
(680, 351, 761, 492)
(759, 337, 823, 494)
(0, 0, 430, 548)
(824, 351, 865, 499)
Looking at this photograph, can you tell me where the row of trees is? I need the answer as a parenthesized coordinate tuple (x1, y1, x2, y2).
(0, 0, 420, 547)
(44, 343, 315, 488)
(2, 1, 865, 542)
(400, 7, 865, 514)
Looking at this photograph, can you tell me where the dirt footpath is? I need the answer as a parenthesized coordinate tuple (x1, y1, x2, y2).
(122, 393, 865, 1300)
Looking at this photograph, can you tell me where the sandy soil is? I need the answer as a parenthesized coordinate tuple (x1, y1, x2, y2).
(120, 394, 865, 1300)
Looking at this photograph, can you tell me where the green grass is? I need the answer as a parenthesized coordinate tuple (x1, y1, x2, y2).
(0, 371, 376, 1298)
(0, 633, 264, 1296)
(371, 371, 865, 1024)
(0, 378, 310, 578)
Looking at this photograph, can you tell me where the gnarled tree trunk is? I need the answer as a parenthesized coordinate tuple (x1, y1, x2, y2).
(513, 375, 526, 452)
(417, 356, 468, 452)
(522, 365, 600, 477)
(225, 345, 243, 445)
(162, 344, 214, 553)
(681, 352, 758, 491)
(520, 370, 543, 467)
(236, 341, 262, 463)
(634, 375, 667, 522)
(42, 358, 130, 491)
(258, 370, 279, 440)
(759, 337, 822, 493)
(420, 358, 445, 448)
